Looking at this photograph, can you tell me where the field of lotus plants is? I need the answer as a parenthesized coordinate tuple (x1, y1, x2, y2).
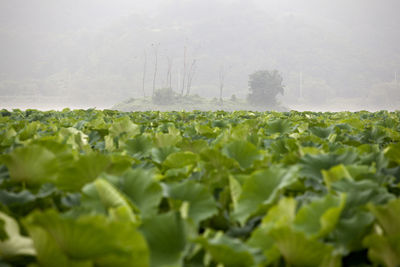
(0, 109, 400, 267)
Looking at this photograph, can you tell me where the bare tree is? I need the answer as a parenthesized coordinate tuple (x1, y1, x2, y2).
(142, 50, 147, 98)
(152, 43, 159, 96)
(166, 56, 173, 89)
(181, 45, 187, 96)
(219, 65, 225, 105)
(186, 59, 197, 96)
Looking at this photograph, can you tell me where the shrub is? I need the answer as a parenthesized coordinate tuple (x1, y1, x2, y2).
(152, 88, 177, 105)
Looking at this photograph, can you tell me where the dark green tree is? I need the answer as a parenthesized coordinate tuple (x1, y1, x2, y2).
(247, 70, 284, 106)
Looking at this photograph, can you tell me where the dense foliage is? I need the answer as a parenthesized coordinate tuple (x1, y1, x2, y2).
(247, 70, 284, 106)
(152, 88, 178, 105)
(0, 109, 400, 267)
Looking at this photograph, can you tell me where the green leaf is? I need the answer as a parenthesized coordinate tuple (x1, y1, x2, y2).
(222, 140, 262, 170)
(294, 194, 346, 238)
(59, 127, 89, 150)
(120, 169, 163, 219)
(1, 144, 57, 185)
(269, 226, 337, 267)
(368, 198, 400, 237)
(229, 176, 242, 209)
(265, 119, 293, 135)
(247, 198, 296, 265)
(300, 151, 357, 181)
(151, 146, 180, 164)
(0, 190, 36, 206)
(0, 219, 7, 241)
(163, 179, 218, 225)
(19, 121, 40, 141)
(56, 153, 110, 191)
(384, 143, 400, 165)
(331, 211, 375, 254)
(94, 178, 131, 209)
(0, 212, 35, 258)
(234, 166, 298, 224)
(332, 179, 394, 211)
(197, 232, 262, 267)
(126, 135, 153, 158)
(322, 164, 352, 190)
(363, 233, 400, 267)
(154, 131, 182, 148)
(163, 151, 199, 169)
(108, 116, 140, 138)
(140, 212, 186, 267)
(24, 210, 149, 267)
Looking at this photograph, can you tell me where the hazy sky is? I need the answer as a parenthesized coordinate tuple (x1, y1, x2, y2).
(0, 0, 399, 110)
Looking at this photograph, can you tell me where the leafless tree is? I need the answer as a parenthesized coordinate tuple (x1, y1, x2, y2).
(142, 50, 147, 98)
(152, 43, 159, 96)
(181, 45, 187, 96)
(219, 65, 225, 105)
(218, 64, 233, 105)
(186, 59, 197, 95)
(166, 56, 173, 89)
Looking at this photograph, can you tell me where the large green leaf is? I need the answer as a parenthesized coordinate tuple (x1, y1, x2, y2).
(197, 232, 262, 267)
(269, 226, 338, 267)
(265, 119, 294, 135)
(0, 190, 36, 206)
(247, 198, 296, 265)
(140, 212, 186, 267)
(0, 212, 35, 258)
(94, 178, 129, 207)
(120, 169, 163, 219)
(294, 194, 346, 238)
(163, 179, 217, 225)
(56, 153, 111, 191)
(163, 151, 199, 169)
(363, 198, 400, 267)
(368, 197, 400, 237)
(222, 140, 263, 170)
(151, 146, 180, 164)
(24, 210, 149, 267)
(363, 233, 400, 267)
(332, 179, 394, 211)
(300, 151, 358, 181)
(125, 135, 154, 158)
(1, 144, 57, 185)
(234, 165, 298, 224)
(321, 164, 352, 190)
(108, 116, 140, 138)
(154, 128, 182, 147)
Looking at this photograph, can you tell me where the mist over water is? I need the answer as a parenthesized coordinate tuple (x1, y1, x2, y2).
(1, 0, 399, 111)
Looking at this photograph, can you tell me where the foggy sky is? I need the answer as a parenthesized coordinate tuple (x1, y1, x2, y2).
(0, 0, 399, 110)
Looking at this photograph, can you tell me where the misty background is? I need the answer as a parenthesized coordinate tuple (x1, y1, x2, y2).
(0, 0, 399, 111)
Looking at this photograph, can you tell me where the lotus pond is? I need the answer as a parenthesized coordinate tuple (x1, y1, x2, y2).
(0, 109, 400, 267)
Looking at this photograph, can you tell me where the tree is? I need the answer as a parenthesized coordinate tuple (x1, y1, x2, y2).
(151, 43, 159, 96)
(247, 70, 284, 106)
(218, 65, 225, 105)
(142, 50, 147, 98)
(185, 59, 196, 96)
(152, 87, 177, 105)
